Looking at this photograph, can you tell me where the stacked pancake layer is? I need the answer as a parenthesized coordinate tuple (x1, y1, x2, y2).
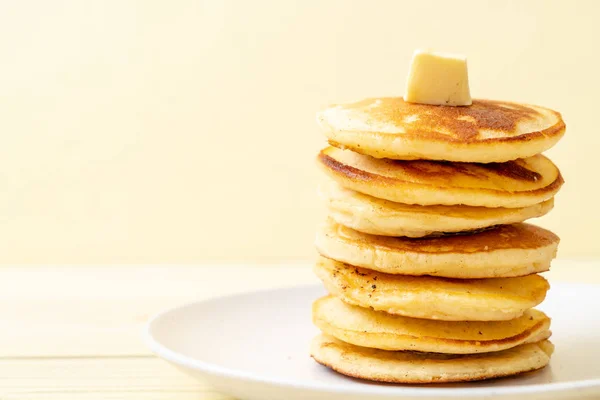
(311, 97, 564, 383)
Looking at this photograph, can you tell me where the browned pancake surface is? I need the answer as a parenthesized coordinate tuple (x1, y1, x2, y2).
(318, 147, 562, 192)
(321, 98, 564, 143)
(334, 222, 559, 254)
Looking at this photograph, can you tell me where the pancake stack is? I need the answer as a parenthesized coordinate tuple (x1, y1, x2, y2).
(310, 97, 565, 383)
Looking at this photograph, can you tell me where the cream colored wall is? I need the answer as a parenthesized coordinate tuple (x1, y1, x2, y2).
(0, 0, 596, 264)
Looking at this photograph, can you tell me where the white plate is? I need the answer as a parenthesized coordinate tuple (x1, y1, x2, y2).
(145, 283, 600, 400)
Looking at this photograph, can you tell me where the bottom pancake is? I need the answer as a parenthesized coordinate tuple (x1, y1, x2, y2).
(310, 334, 554, 384)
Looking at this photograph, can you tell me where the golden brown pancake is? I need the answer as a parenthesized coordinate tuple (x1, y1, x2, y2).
(316, 219, 559, 278)
(313, 296, 551, 354)
(314, 256, 550, 321)
(310, 334, 554, 383)
(321, 182, 554, 237)
(318, 146, 563, 208)
(317, 97, 565, 163)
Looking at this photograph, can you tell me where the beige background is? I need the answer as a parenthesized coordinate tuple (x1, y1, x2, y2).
(0, 0, 596, 264)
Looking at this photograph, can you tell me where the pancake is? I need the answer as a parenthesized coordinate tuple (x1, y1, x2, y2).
(314, 256, 549, 321)
(318, 146, 563, 208)
(322, 182, 554, 237)
(310, 334, 554, 383)
(313, 295, 551, 354)
(317, 97, 565, 163)
(316, 219, 559, 278)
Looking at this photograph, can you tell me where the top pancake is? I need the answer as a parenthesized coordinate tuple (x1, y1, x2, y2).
(317, 98, 565, 163)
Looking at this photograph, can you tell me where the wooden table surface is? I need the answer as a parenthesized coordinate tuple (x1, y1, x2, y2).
(1, 260, 597, 399)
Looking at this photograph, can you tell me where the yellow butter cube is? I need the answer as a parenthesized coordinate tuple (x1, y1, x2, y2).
(404, 50, 472, 106)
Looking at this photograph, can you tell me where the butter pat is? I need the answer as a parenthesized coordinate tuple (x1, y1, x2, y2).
(404, 50, 472, 106)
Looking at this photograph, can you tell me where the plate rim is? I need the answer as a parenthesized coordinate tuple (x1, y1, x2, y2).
(144, 283, 600, 398)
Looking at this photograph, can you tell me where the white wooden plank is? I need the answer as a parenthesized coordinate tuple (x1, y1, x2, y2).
(0, 356, 232, 400)
(0, 264, 317, 357)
